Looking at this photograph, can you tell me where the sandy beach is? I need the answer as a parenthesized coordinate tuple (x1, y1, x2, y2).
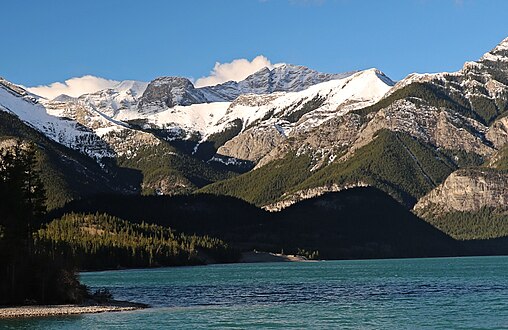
(0, 300, 148, 319)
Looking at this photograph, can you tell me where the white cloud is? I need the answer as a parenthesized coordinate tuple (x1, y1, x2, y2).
(27, 75, 120, 100)
(195, 55, 284, 87)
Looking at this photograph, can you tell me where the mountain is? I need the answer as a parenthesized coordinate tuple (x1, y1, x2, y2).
(137, 77, 210, 112)
(200, 64, 356, 101)
(2, 64, 363, 200)
(0, 78, 114, 159)
(3, 37, 508, 244)
(49, 187, 508, 261)
(0, 78, 233, 202)
(32, 65, 362, 157)
(212, 68, 394, 165)
(136, 64, 356, 110)
(202, 37, 508, 222)
(0, 111, 136, 209)
(201, 129, 458, 208)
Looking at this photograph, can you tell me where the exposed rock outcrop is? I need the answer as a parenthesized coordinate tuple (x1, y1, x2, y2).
(263, 182, 369, 212)
(486, 116, 508, 148)
(414, 168, 508, 216)
(347, 99, 493, 158)
(202, 64, 356, 101)
(138, 77, 209, 112)
(217, 125, 286, 163)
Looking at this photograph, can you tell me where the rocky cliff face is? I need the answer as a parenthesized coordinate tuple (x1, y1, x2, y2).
(215, 69, 394, 166)
(346, 99, 494, 157)
(255, 112, 363, 169)
(138, 77, 209, 112)
(414, 168, 508, 216)
(263, 182, 369, 212)
(43, 95, 160, 159)
(217, 125, 286, 163)
(202, 64, 356, 100)
(486, 116, 508, 149)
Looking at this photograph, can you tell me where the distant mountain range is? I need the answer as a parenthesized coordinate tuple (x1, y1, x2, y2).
(2, 37, 508, 241)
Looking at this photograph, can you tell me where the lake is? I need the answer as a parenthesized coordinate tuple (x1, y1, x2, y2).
(2, 256, 508, 329)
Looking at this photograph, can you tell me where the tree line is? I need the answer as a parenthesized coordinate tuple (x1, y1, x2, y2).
(0, 141, 239, 305)
(36, 212, 240, 270)
(0, 141, 87, 305)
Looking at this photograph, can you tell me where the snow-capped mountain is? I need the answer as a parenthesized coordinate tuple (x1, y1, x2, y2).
(200, 64, 357, 101)
(219, 36, 508, 214)
(345, 36, 508, 158)
(0, 78, 115, 158)
(6, 36, 508, 219)
(1, 64, 375, 176)
(116, 68, 390, 139)
(213, 68, 394, 164)
(0, 78, 161, 161)
(134, 64, 357, 114)
(110, 64, 350, 114)
(47, 79, 148, 119)
(10, 64, 375, 164)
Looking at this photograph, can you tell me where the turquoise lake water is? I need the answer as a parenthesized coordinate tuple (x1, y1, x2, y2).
(1, 256, 508, 329)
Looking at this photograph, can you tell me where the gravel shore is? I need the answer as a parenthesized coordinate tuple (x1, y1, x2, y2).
(0, 300, 148, 319)
(240, 251, 312, 262)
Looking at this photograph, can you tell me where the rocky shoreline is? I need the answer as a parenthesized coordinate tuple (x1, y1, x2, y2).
(0, 300, 148, 319)
(240, 251, 314, 263)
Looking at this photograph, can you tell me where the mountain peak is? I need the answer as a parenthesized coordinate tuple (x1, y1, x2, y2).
(364, 68, 395, 86)
(480, 36, 508, 63)
(494, 36, 508, 50)
(137, 76, 207, 111)
(52, 94, 76, 102)
(239, 64, 357, 94)
(112, 80, 148, 96)
(150, 76, 195, 88)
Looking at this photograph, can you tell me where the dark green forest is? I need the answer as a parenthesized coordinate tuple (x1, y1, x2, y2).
(200, 152, 313, 206)
(116, 141, 235, 195)
(353, 81, 507, 126)
(0, 111, 131, 210)
(0, 142, 87, 305)
(50, 188, 508, 261)
(0, 142, 238, 305)
(426, 207, 508, 240)
(37, 212, 239, 270)
(201, 130, 477, 208)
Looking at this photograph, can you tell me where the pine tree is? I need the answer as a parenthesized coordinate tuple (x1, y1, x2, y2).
(0, 141, 84, 305)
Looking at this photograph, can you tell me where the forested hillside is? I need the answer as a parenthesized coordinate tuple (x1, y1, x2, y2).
(37, 213, 239, 270)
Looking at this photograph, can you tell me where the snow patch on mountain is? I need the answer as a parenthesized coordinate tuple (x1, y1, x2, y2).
(114, 68, 393, 144)
(0, 79, 114, 158)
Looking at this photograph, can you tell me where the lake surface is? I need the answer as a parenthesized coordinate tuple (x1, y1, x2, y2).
(2, 256, 508, 329)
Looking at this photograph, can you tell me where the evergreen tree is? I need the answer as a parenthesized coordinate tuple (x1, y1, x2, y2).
(0, 141, 85, 305)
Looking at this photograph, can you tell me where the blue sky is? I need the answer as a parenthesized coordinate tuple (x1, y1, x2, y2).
(2, 0, 508, 88)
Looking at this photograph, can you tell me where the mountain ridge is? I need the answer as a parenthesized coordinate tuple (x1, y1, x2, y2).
(2, 36, 508, 243)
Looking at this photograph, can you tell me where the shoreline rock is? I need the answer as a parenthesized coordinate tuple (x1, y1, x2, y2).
(240, 251, 314, 263)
